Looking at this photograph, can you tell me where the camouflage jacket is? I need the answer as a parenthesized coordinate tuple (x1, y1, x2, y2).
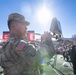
(0, 36, 41, 75)
(38, 38, 55, 63)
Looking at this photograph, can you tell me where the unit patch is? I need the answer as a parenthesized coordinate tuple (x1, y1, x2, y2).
(16, 40, 26, 50)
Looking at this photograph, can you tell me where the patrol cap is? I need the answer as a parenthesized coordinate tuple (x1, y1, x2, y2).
(8, 13, 30, 26)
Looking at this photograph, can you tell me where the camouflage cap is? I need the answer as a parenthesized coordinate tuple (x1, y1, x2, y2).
(8, 13, 30, 26)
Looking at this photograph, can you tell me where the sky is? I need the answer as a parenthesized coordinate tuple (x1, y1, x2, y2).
(0, 0, 76, 39)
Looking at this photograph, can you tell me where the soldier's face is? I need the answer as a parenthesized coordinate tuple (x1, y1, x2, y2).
(15, 22, 27, 38)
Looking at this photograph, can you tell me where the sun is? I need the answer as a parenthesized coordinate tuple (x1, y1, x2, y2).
(36, 7, 51, 24)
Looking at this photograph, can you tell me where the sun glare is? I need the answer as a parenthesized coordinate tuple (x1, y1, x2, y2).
(36, 7, 51, 24)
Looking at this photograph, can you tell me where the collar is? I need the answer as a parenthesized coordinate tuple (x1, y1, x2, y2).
(10, 34, 27, 40)
(10, 34, 19, 38)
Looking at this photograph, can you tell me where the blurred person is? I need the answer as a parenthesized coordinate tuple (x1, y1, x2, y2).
(40, 31, 55, 60)
(0, 13, 55, 75)
(70, 38, 76, 75)
(39, 31, 56, 74)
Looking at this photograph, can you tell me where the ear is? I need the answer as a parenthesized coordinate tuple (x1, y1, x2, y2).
(11, 24, 16, 30)
(12, 24, 16, 29)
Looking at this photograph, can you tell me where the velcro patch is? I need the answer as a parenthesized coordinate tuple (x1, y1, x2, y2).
(16, 40, 26, 50)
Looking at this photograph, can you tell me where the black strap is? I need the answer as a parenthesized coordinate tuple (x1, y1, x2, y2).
(51, 64, 65, 75)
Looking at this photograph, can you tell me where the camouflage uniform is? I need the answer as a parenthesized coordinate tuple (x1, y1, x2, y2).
(38, 33, 56, 74)
(40, 32, 55, 62)
(0, 33, 55, 75)
(0, 35, 41, 75)
(0, 13, 55, 75)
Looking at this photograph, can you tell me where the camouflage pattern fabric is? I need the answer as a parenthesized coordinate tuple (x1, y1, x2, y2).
(0, 32, 55, 75)
(40, 32, 55, 62)
(37, 37, 56, 75)
(38, 39, 55, 63)
(0, 36, 41, 75)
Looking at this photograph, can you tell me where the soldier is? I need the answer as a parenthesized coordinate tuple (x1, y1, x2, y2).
(0, 13, 55, 75)
(0, 13, 41, 75)
(40, 31, 55, 60)
(39, 31, 56, 74)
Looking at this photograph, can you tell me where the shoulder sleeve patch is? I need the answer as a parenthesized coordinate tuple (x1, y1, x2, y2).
(16, 40, 26, 51)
